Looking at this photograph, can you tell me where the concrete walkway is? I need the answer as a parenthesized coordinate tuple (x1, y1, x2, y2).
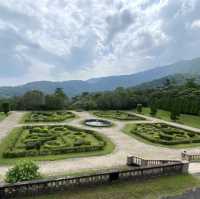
(0, 111, 200, 180)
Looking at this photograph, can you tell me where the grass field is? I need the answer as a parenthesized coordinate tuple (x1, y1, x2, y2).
(24, 175, 200, 199)
(0, 127, 115, 165)
(0, 112, 6, 121)
(141, 108, 200, 129)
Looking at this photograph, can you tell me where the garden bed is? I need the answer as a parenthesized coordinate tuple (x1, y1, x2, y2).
(2, 125, 111, 159)
(93, 111, 145, 121)
(24, 111, 76, 123)
(125, 123, 200, 147)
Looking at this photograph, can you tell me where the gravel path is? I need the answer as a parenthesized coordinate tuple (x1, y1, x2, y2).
(0, 111, 200, 180)
(0, 111, 25, 140)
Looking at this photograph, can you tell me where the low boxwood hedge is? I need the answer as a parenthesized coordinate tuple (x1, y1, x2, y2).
(130, 123, 200, 146)
(25, 111, 75, 123)
(3, 125, 106, 158)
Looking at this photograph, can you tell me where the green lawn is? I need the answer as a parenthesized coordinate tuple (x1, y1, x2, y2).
(0, 112, 6, 121)
(24, 175, 200, 199)
(141, 108, 200, 129)
(0, 127, 115, 165)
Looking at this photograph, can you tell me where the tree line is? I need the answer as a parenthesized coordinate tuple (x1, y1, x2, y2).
(0, 88, 69, 112)
(0, 78, 200, 119)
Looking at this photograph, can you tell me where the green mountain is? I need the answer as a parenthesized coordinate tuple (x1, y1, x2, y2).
(136, 74, 200, 89)
(0, 57, 200, 97)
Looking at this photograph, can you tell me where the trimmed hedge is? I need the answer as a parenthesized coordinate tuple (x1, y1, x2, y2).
(25, 111, 75, 123)
(131, 123, 200, 146)
(3, 125, 106, 158)
(93, 111, 145, 121)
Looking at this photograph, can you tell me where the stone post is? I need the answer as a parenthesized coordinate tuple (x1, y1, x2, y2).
(141, 159, 148, 167)
(127, 156, 133, 166)
(182, 161, 189, 174)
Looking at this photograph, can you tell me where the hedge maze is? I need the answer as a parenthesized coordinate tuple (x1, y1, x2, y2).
(25, 111, 75, 123)
(93, 111, 144, 121)
(3, 125, 106, 158)
(130, 123, 200, 146)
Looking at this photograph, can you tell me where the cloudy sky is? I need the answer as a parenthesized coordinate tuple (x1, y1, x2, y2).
(0, 0, 200, 86)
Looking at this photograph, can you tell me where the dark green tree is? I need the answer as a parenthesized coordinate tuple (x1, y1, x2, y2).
(136, 104, 142, 113)
(21, 90, 45, 110)
(2, 102, 10, 115)
(150, 102, 157, 116)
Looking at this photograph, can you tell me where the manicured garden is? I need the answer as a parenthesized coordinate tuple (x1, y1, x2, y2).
(0, 125, 114, 164)
(93, 111, 144, 121)
(124, 123, 200, 147)
(141, 108, 200, 129)
(24, 111, 76, 123)
(24, 175, 200, 199)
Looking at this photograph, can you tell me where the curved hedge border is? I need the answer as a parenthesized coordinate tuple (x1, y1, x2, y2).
(127, 123, 200, 146)
(93, 111, 145, 121)
(24, 111, 75, 123)
(3, 125, 107, 158)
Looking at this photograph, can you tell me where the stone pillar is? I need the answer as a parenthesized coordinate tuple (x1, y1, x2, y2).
(141, 159, 148, 167)
(127, 156, 133, 166)
(181, 151, 189, 161)
(182, 161, 189, 174)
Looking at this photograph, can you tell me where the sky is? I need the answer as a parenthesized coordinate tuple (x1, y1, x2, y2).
(0, 0, 200, 86)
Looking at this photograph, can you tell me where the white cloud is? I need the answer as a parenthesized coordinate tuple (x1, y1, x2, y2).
(191, 20, 200, 29)
(0, 0, 200, 85)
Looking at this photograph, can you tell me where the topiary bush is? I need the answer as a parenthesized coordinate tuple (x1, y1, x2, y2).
(5, 161, 40, 183)
(136, 104, 143, 113)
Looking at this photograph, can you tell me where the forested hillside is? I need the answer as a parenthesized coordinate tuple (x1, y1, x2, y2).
(1, 57, 200, 97)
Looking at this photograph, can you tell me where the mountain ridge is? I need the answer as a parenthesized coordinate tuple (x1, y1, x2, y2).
(0, 57, 200, 97)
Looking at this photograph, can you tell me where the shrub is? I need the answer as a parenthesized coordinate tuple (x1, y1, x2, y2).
(150, 106, 157, 116)
(136, 104, 142, 113)
(5, 161, 40, 183)
(2, 102, 10, 115)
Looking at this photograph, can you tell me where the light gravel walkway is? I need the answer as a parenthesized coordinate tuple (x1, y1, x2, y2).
(0, 111, 200, 181)
(0, 111, 25, 140)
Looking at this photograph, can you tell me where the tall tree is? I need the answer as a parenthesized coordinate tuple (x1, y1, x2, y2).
(2, 102, 10, 115)
(21, 90, 45, 110)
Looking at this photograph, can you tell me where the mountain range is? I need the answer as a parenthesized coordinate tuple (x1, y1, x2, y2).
(1, 57, 200, 97)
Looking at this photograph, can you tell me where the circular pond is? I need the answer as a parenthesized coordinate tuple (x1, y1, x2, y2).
(84, 119, 112, 127)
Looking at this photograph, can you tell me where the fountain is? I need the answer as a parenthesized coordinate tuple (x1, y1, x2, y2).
(84, 119, 112, 127)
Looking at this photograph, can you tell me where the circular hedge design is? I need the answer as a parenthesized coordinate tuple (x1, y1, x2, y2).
(84, 119, 112, 128)
(129, 123, 200, 145)
(93, 111, 144, 121)
(25, 111, 75, 123)
(3, 125, 107, 158)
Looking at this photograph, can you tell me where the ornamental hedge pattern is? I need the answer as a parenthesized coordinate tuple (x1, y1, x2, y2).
(3, 125, 106, 158)
(93, 111, 144, 121)
(25, 111, 75, 123)
(130, 123, 200, 145)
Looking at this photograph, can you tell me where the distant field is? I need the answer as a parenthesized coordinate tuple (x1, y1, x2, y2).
(0, 112, 6, 121)
(141, 108, 200, 129)
(24, 175, 200, 199)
